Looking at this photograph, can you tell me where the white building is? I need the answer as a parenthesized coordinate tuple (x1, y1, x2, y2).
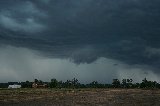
(8, 84, 21, 89)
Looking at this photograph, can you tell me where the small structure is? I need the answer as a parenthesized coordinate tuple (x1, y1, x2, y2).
(8, 84, 21, 89)
(32, 82, 47, 88)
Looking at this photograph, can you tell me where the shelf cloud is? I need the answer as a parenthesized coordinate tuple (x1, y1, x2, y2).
(0, 0, 160, 82)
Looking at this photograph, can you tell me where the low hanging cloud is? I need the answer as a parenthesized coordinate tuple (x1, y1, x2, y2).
(0, 45, 159, 83)
(0, 0, 160, 82)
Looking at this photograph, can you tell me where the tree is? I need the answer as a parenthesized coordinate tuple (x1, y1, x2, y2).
(140, 78, 148, 88)
(72, 78, 79, 88)
(122, 79, 127, 88)
(21, 81, 32, 88)
(57, 81, 63, 88)
(65, 80, 72, 88)
(127, 79, 133, 88)
(38, 80, 43, 85)
(121, 79, 133, 88)
(34, 79, 39, 83)
(90, 81, 98, 88)
(50, 78, 58, 88)
(112, 79, 120, 88)
(140, 78, 157, 88)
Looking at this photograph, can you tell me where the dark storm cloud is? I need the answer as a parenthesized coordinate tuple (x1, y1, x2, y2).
(0, 0, 160, 71)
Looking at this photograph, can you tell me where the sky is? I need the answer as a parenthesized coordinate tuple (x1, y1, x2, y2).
(0, 0, 160, 83)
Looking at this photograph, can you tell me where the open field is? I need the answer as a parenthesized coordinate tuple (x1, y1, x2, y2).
(0, 88, 160, 106)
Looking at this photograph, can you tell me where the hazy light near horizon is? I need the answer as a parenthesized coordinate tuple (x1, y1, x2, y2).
(0, 45, 159, 83)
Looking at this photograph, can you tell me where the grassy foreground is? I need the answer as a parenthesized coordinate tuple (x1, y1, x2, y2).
(0, 88, 160, 106)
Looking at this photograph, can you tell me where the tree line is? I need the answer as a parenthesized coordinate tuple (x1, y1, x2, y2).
(0, 78, 160, 89)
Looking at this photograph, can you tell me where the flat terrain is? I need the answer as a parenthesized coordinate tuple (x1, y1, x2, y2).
(0, 88, 160, 106)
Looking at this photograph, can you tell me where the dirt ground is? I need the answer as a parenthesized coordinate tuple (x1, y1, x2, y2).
(0, 88, 160, 106)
